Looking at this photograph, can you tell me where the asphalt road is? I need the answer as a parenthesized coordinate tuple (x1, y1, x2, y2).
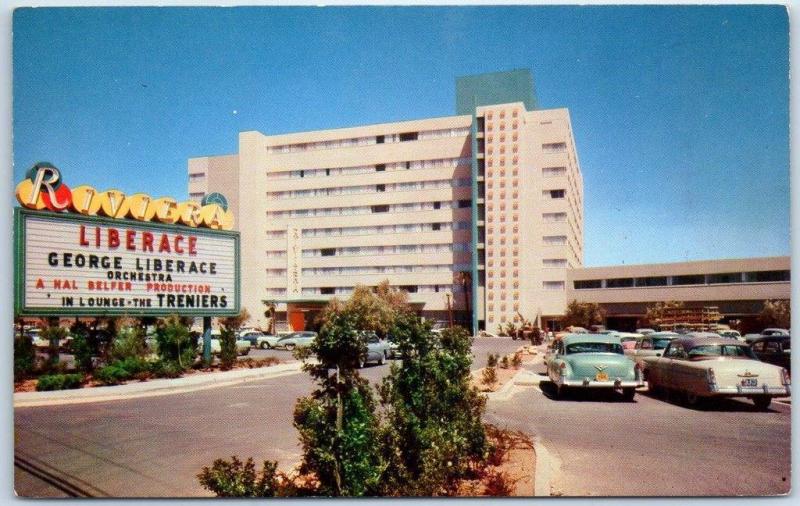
(14, 337, 791, 497)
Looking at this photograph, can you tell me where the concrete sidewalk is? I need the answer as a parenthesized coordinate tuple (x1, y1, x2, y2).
(14, 361, 305, 407)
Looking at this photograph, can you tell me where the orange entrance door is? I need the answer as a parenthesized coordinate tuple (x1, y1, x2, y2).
(289, 311, 306, 331)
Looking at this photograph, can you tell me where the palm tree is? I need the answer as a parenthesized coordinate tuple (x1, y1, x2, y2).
(261, 300, 276, 334)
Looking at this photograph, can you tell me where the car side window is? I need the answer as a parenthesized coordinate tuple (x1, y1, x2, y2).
(666, 343, 685, 359)
(640, 339, 653, 350)
(765, 341, 781, 353)
(752, 342, 765, 352)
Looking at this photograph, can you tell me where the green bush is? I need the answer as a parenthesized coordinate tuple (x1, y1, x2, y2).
(511, 352, 522, 369)
(14, 334, 36, 381)
(150, 359, 183, 378)
(197, 456, 281, 497)
(69, 330, 94, 373)
(111, 326, 147, 361)
(482, 367, 498, 388)
(219, 328, 238, 370)
(40, 324, 67, 366)
(486, 353, 498, 368)
(155, 315, 196, 368)
(36, 373, 84, 391)
(499, 355, 510, 369)
(94, 357, 152, 385)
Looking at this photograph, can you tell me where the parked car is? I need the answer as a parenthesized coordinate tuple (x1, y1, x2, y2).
(750, 336, 790, 372)
(615, 332, 644, 350)
(237, 330, 265, 346)
(717, 330, 743, 341)
(762, 328, 790, 337)
(275, 331, 317, 351)
(543, 341, 558, 366)
(359, 332, 391, 367)
(743, 333, 764, 344)
(255, 333, 284, 349)
(547, 334, 644, 401)
(624, 331, 681, 371)
(197, 331, 251, 356)
(636, 328, 656, 335)
(642, 336, 790, 410)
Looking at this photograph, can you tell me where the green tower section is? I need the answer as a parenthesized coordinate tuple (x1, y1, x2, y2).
(455, 69, 537, 115)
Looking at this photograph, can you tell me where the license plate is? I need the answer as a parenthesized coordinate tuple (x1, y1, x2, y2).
(595, 372, 609, 382)
(741, 378, 758, 387)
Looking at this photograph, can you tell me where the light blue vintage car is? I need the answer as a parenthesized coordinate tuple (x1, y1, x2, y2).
(547, 333, 644, 401)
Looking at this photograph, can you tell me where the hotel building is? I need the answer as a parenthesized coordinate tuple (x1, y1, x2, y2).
(188, 70, 584, 333)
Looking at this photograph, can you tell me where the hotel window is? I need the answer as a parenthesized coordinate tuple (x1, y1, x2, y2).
(375, 164, 386, 172)
(574, 280, 601, 289)
(606, 278, 634, 288)
(189, 172, 205, 180)
(320, 287, 336, 295)
(744, 270, 790, 282)
(545, 189, 566, 199)
(543, 212, 567, 222)
(543, 258, 568, 268)
(672, 274, 705, 286)
(376, 135, 385, 144)
(189, 192, 205, 199)
(399, 132, 418, 142)
(542, 142, 567, 153)
(543, 281, 565, 290)
(543, 235, 567, 246)
(320, 248, 336, 257)
(635, 276, 668, 287)
(376, 184, 386, 192)
(543, 166, 567, 177)
(431, 223, 441, 231)
(458, 199, 472, 208)
(371, 205, 389, 213)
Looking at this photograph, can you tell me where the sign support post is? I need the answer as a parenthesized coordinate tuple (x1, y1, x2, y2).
(202, 316, 212, 365)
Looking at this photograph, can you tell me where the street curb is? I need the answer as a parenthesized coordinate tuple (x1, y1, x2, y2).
(487, 369, 541, 401)
(14, 361, 305, 407)
(533, 436, 563, 497)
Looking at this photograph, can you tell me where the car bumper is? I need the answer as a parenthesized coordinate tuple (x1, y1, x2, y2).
(711, 385, 791, 396)
(560, 379, 644, 388)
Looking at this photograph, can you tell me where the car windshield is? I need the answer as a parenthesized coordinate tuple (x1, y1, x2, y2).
(687, 345, 756, 359)
(566, 342, 623, 354)
(653, 338, 675, 350)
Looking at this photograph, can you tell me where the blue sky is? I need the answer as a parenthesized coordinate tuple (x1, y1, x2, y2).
(12, 5, 789, 266)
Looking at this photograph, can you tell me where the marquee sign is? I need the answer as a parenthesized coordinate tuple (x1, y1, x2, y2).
(14, 163, 240, 316)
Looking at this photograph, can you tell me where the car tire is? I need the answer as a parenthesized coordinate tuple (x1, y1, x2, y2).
(285, 344, 296, 351)
(622, 388, 636, 402)
(753, 396, 772, 411)
(260, 342, 270, 350)
(379, 353, 386, 365)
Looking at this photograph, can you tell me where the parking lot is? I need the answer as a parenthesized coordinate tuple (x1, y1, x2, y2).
(15, 337, 791, 497)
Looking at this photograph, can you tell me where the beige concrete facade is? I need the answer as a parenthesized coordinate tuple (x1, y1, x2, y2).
(188, 100, 583, 330)
(567, 256, 790, 330)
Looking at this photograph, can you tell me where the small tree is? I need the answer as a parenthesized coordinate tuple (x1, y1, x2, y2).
(219, 309, 251, 370)
(561, 300, 605, 329)
(318, 281, 409, 338)
(759, 299, 790, 329)
(198, 456, 282, 497)
(69, 321, 94, 373)
(293, 310, 383, 496)
(155, 314, 195, 369)
(14, 332, 36, 381)
(40, 318, 66, 368)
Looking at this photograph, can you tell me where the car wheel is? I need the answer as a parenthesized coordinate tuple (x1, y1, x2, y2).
(622, 388, 636, 402)
(753, 396, 772, 411)
(260, 342, 270, 350)
(285, 344, 296, 351)
(379, 353, 386, 365)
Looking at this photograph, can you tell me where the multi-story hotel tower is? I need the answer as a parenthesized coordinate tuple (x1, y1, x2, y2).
(188, 70, 584, 333)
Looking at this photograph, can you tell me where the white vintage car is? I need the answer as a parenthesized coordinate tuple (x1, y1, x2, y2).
(624, 331, 681, 370)
(642, 335, 790, 410)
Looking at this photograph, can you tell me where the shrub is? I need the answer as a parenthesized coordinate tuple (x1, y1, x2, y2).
(483, 469, 515, 496)
(69, 331, 94, 373)
(197, 456, 281, 497)
(486, 353, 498, 368)
(94, 363, 131, 385)
(36, 373, 84, 391)
(499, 356, 509, 369)
(14, 334, 36, 381)
(155, 315, 195, 369)
(150, 359, 183, 378)
(111, 325, 147, 361)
(511, 352, 522, 369)
(481, 367, 497, 389)
(40, 324, 67, 366)
(219, 328, 238, 370)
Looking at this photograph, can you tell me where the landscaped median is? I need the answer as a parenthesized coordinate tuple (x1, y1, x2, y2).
(13, 360, 304, 407)
(471, 345, 541, 393)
